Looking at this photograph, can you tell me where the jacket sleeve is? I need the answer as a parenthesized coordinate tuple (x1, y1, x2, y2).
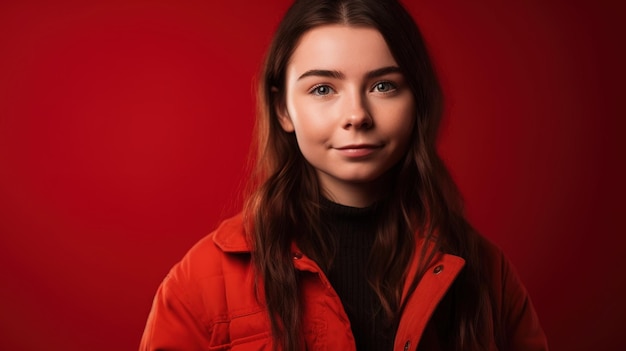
(499, 252, 549, 351)
(139, 273, 211, 351)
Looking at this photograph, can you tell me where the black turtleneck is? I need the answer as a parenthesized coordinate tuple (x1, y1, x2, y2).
(319, 197, 395, 351)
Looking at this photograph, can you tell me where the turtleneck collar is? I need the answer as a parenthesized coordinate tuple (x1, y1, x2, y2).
(319, 196, 381, 218)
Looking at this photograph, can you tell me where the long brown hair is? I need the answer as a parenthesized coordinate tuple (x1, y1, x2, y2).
(243, 0, 501, 350)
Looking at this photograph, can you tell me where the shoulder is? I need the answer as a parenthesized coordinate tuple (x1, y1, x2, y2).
(166, 213, 252, 296)
(473, 234, 531, 301)
(171, 213, 250, 280)
(158, 213, 256, 326)
(474, 234, 509, 279)
(140, 214, 271, 350)
(474, 234, 549, 350)
(472, 233, 526, 310)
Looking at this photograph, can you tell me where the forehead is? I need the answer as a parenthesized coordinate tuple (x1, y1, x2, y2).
(287, 25, 397, 76)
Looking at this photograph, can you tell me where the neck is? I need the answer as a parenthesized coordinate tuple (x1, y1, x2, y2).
(320, 177, 388, 208)
(322, 187, 376, 208)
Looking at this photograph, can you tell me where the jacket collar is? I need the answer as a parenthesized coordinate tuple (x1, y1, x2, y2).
(211, 214, 466, 279)
(212, 214, 252, 253)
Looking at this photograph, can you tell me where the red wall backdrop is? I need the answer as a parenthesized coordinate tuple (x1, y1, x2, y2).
(1, 1, 624, 350)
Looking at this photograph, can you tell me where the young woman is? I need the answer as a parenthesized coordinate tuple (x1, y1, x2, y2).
(140, 0, 548, 350)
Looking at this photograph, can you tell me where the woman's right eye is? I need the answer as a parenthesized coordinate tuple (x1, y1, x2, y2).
(310, 84, 334, 96)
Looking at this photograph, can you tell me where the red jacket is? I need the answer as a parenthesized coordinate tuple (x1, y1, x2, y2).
(140, 214, 548, 350)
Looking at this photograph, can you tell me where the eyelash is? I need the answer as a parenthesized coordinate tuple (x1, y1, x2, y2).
(309, 84, 335, 96)
(371, 81, 397, 93)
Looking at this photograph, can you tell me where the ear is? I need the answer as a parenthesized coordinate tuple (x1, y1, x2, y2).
(273, 87, 295, 132)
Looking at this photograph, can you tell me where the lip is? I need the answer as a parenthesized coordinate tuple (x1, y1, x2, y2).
(334, 144, 382, 158)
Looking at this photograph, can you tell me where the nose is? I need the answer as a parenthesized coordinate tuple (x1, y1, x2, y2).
(343, 91, 373, 130)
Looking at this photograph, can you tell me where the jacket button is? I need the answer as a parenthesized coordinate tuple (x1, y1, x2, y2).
(404, 340, 411, 351)
(433, 265, 443, 274)
(292, 252, 303, 260)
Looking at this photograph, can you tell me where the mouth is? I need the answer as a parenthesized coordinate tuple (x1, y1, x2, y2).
(334, 144, 382, 158)
(335, 144, 382, 150)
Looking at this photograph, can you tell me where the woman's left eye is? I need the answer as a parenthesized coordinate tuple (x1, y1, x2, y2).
(372, 81, 396, 93)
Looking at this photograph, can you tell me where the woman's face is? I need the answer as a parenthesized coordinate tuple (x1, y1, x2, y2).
(278, 25, 415, 207)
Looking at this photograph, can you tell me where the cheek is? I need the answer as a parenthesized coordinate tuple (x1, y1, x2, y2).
(397, 96, 416, 127)
(293, 126, 328, 153)
(289, 101, 332, 140)
(375, 100, 415, 138)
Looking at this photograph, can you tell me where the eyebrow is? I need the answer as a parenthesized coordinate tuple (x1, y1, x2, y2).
(297, 66, 401, 81)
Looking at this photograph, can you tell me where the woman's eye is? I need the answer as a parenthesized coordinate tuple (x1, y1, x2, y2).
(310, 85, 334, 96)
(372, 81, 396, 93)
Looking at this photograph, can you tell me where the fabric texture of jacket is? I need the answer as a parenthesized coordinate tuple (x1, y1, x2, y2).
(140, 214, 548, 350)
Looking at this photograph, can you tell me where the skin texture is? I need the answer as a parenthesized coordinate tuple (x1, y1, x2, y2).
(278, 25, 416, 207)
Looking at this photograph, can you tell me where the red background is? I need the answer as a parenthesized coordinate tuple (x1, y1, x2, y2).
(1, 1, 624, 350)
